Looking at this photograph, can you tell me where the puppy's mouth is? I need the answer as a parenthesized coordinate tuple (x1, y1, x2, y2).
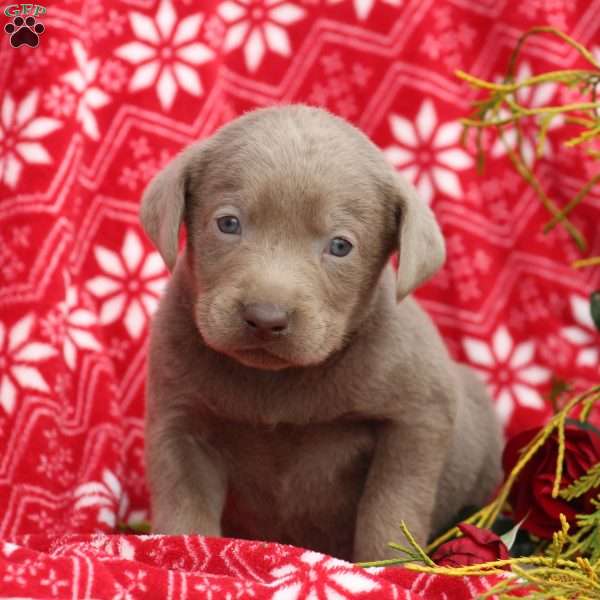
(230, 347, 294, 371)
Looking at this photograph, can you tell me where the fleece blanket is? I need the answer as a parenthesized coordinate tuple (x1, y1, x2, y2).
(0, 0, 599, 597)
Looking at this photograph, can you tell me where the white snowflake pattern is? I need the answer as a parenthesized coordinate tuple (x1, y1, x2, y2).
(38, 429, 75, 485)
(126, 570, 147, 591)
(0, 235, 25, 281)
(218, 0, 306, 73)
(115, 0, 215, 111)
(384, 99, 473, 204)
(463, 325, 552, 424)
(37, 446, 74, 485)
(60, 284, 102, 369)
(269, 550, 380, 600)
(0, 90, 62, 188)
(112, 582, 134, 600)
(518, 0, 573, 29)
(43, 84, 77, 119)
(233, 580, 257, 597)
(326, 0, 402, 21)
(99, 59, 130, 94)
(0, 314, 57, 414)
(73, 469, 147, 529)
(194, 577, 223, 599)
(561, 294, 599, 370)
(490, 62, 562, 167)
(41, 283, 102, 370)
(3, 563, 27, 586)
(85, 229, 167, 339)
(40, 569, 69, 596)
(62, 41, 111, 140)
(27, 509, 55, 533)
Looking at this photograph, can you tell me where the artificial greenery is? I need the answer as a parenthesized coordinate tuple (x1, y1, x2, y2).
(457, 25, 599, 267)
(561, 463, 600, 502)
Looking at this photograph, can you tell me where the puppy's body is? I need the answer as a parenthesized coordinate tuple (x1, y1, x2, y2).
(142, 105, 503, 561)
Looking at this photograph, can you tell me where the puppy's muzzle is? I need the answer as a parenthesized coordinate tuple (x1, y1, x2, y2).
(242, 303, 290, 339)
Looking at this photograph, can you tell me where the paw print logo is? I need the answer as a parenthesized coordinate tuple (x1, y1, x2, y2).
(4, 15, 45, 48)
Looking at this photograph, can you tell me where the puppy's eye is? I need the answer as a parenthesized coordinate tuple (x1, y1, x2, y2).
(328, 237, 353, 257)
(216, 215, 241, 235)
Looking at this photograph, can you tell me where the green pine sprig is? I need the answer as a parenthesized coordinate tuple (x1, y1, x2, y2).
(560, 463, 600, 501)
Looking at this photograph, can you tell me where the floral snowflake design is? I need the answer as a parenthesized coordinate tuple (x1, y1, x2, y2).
(115, 0, 215, 111)
(98, 59, 129, 94)
(307, 53, 372, 119)
(40, 569, 69, 596)
(327, 0, 402, 21)
(419, 8, 475, 71)
(37, 447, 74, 485)
(62, 41, 111, 140)
(3, 563, 27, 586)
(463, 325, 552, 424)
(384, 99, 473, 204)
(0, 90, 62, 189)
(0, 314, 57, 415)
(43, 84, 77, 119)
(0, 236, 25, 282)
(218, 0, 306, 73)
(269, 550, 380, 599)
(194, 577, 225, 599)
(41, 284, 102, 370)
(27, 509, 55, 533)
(518, 0, 573, 29)
(85, 229, 167, 340)
(73, 469, 146, 529)
(561, 294, 599, 370)
(112, 570, 148, 599)
(36, 429, 75, 487)
(490, 62, 562, 167)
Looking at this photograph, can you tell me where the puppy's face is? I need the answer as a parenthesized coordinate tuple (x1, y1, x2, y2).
(187, 143, 396, 370)
(141, 106, 445, 371)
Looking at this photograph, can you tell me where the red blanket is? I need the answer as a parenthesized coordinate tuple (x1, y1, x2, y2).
(1, 0, 599, 598)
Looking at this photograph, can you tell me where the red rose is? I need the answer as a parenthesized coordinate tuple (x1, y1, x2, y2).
(431, 524, 510, 568)
(503, 425, 600, 539)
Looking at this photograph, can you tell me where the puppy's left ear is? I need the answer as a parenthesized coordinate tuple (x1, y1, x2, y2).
(392, 172, 446, 302)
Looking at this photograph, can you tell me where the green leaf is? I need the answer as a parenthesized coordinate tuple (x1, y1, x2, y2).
(565, 417, 600, 437)
(591, 291, 600, 331)
(117, 520, 152, 534)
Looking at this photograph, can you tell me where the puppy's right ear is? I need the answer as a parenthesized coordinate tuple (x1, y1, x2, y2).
(140, 147, 196, 271)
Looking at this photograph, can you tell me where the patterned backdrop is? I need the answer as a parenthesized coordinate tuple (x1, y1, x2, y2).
(0, 0, 599, 597)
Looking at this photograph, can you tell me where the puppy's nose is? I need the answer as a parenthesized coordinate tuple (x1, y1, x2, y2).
(242, 303, 289, 335)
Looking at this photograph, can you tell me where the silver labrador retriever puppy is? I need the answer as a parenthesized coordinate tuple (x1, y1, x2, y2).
(140, 104, 502, 562)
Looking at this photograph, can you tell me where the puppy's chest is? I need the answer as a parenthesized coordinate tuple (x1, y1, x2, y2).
(210, 418, 377, 533)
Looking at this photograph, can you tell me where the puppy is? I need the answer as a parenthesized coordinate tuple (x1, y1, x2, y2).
(140, 104, 503, 562)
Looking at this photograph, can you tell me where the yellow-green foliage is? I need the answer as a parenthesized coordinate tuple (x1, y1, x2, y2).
(458, 26, 600, 267)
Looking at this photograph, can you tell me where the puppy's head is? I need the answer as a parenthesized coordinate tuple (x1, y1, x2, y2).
(141, 105, 445, 371)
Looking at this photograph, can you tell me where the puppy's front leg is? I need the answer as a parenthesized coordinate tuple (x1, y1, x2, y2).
(146, 409, 227, 536)
(353, 420, 450, 562)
